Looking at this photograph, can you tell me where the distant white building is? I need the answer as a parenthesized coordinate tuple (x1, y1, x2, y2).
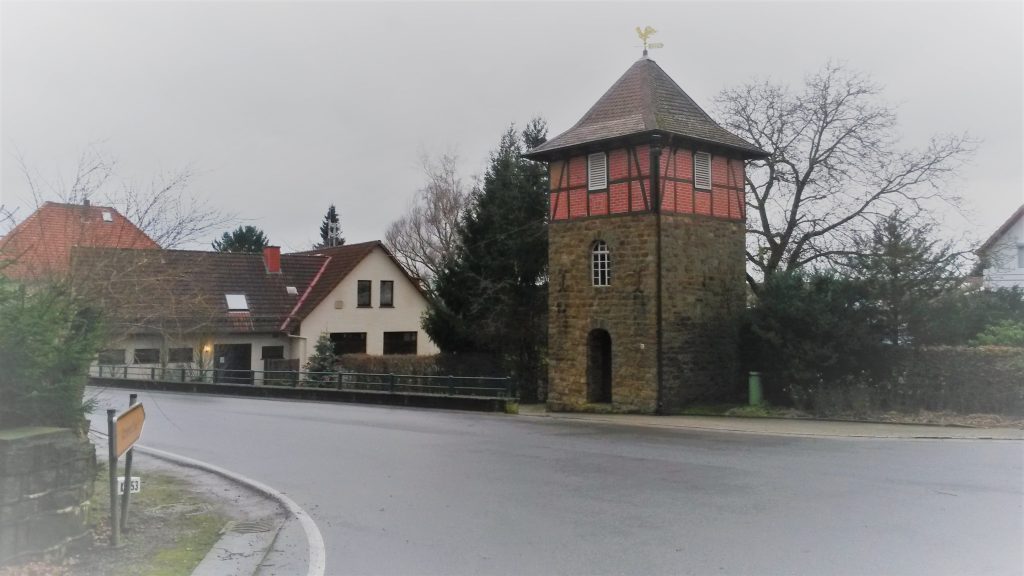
(979, 205, 1024, 289)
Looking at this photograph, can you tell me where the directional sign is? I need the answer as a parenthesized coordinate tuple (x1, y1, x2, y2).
(117, 476, 141, 495)
(114, 403, 145, 458)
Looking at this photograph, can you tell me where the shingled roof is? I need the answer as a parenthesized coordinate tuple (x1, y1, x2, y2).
(525, 56, 766, 160)
(71, 247, 325, 335)
(1, 201, 159, 280)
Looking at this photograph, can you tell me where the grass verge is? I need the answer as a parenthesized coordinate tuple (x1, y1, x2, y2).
(78, 465, 227, 576)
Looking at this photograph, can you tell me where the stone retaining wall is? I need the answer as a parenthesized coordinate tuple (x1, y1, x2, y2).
(0, 427, 95, 565)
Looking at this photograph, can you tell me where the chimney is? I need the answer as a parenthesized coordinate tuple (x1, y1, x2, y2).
(263, 246, 281, 274)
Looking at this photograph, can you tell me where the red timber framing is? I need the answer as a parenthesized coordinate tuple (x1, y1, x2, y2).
(548, 144, 746, 222)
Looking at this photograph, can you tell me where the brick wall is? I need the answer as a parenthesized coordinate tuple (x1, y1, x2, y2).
(549, 144, 745, 222)
(0, 428, 95, 565)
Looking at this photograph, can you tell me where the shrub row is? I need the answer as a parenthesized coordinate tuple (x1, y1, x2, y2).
(778, 346, 1024, 417)
(334, 353, 507, 378)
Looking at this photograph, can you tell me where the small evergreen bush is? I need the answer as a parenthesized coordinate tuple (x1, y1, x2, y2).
(0, 277, 103, 430)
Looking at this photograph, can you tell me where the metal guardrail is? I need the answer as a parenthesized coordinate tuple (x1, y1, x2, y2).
(90, 365, 516, 399)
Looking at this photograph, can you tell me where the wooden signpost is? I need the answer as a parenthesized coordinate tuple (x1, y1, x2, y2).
(107, 394, 145, 547)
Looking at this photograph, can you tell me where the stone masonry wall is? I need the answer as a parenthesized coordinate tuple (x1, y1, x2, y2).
(548, 214, 659, 413)
(0, 428, 95, 565)
(658, 214, 747, 411)
(547, 211, 746, 414)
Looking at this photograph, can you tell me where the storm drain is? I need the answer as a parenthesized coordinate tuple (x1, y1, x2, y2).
(221, 519, 276, 535)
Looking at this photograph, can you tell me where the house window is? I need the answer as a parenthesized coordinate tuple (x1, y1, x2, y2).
(98, 349, 125, 365)
(588, 152, 607, 191)
(168, 347, 193, 363)
(694, 152, 712, 190)
(330, 332, 367, 355)
(592, 241, 611, 287)
(357, 280, 372, 307)
(225, 294, 248, 311)
(133, 348, 160, 364)
(1018, 244, 1024, 269)
(262, 345, 284, 360)
(380, 281, 394, 307)
(383, 332, 417, 355)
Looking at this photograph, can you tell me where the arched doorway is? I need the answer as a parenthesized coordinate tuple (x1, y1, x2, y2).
(587, 329, 612, 403)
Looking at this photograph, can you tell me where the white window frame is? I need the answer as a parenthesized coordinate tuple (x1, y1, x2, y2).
(693, 151, 712, 190)
(592, 241, 611, 287)
(588, 152, 608, 191)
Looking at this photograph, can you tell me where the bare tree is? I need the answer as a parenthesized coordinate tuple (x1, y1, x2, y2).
(385, 153, 470, 285)
(14, 145, 231, 248)
(714, 61, 975, 290)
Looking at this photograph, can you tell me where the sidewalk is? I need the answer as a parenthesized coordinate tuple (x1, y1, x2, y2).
(517, 405, 1024, 440)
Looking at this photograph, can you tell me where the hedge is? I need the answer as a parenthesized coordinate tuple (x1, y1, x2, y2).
(785, 346, 1024, 417)
(334, 353, 507, 378)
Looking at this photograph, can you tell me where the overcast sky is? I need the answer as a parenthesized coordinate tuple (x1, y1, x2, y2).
(2, 1, 1021, 251)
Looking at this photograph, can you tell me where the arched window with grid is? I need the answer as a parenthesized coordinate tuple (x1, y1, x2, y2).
(591, 241, 611, 286)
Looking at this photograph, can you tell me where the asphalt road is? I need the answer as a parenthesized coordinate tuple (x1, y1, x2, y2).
(86, 387, 1024, 576)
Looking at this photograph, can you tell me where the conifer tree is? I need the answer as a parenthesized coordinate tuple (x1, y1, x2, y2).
(847, 210, 966, 345)
(317, 204, 344, 248)
(211, 225, 270, 253)
(304, 332, 336, 387)
(424, 119, 549, 401)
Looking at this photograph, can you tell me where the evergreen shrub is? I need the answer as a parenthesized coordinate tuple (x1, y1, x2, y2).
(0, 277, 103, 430)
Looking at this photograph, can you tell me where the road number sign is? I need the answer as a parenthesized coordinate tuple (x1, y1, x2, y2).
(114, 403, 145, 457)
(117, 476, 141, 495)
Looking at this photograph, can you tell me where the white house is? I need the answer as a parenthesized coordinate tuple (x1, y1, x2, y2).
(979, 205, 1024, 289)
(74, 241, 438, 384)
(285, 243, 440, 362)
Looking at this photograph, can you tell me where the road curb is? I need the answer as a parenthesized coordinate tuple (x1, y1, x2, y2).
(517, 412, 1024, 440)
(90, 430, 326, 576)
(131, 444, 326, 576)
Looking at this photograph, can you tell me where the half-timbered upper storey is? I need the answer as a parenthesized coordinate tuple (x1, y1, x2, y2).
(524, 56, 767, 223)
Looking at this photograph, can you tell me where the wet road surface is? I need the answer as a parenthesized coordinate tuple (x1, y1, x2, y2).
(87, 387, 1023, 576)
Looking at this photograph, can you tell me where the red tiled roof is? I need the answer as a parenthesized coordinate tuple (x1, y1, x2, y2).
(0, 201, 159, 280)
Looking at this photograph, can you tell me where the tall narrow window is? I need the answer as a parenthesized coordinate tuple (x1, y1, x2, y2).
(357, 280, 372, 307)
(592, 241, 611, 286)
(588, 152, 607, 191)
(380, 280, 394, 307)
(694, 152, 712, 190)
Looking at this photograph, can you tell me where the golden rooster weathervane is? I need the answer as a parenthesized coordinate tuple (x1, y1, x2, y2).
(636, 25, 663, 57)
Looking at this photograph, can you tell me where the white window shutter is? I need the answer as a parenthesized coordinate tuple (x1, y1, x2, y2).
(588, 152, 607, 191)
(694, 152, 711, 190)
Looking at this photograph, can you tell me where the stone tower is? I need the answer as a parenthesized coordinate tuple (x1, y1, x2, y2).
(524, 56, 767, 414)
